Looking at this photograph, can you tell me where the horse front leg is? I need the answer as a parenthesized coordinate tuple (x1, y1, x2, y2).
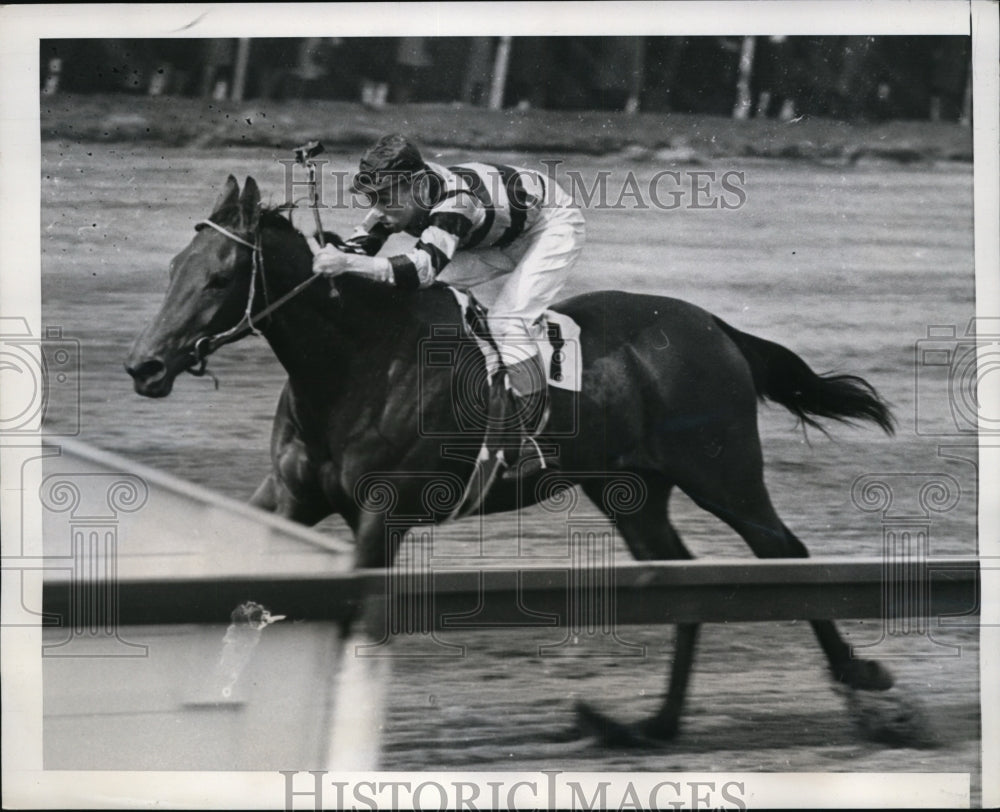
(250, 469, 333, 525)
(352, 509, 406, 568)
(575, 477, 699, 747)
(645, 622, 698, 740)
(341, 509, 408, 645)
(250, 473, 278, 512)
(257, 384, 335, 525)
(575, 622, 699, 747)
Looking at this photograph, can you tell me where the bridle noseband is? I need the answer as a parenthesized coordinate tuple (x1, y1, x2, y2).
(186, 217, 323, 382)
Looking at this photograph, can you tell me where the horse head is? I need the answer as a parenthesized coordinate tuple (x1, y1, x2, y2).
(126, 175, 263, 397)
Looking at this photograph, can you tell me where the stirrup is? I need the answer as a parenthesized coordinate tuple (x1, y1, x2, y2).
(501, 436, 552, 481)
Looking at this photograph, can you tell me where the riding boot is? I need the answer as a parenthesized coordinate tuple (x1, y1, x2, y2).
(500, 389, 555, 480)
(499, 357, 556, 480)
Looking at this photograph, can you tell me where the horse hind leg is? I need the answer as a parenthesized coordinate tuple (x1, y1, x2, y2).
(685, 472, 894, 693)
(782, 524, 893, 691)
(576, 476, 699, 746)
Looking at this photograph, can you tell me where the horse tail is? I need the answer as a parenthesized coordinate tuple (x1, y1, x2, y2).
(712, 317, 896, 436)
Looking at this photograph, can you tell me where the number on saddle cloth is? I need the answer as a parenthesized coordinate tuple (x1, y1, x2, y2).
(547, 321, 565, 383)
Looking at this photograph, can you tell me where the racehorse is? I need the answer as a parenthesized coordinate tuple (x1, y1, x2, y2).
(126, 175, 897, 745)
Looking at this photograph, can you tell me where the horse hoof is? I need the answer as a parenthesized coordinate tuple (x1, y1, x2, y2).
(835, 658, 895, 691)
(574, 701, 663, 748)
(640, 717, 679, 742)
(843, 687, 936, 748)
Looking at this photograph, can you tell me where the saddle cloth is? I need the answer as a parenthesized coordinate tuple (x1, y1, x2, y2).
(448, 287, 583, 392)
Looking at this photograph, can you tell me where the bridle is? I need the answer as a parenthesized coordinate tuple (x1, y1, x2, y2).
(185, 217, 323, 382)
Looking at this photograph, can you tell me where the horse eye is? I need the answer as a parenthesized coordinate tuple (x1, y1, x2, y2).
(205, 273, 231, 290)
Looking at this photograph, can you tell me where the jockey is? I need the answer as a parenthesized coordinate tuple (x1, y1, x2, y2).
(309, 133, 586, 479)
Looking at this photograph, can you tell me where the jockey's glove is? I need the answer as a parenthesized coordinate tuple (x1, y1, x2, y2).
(307, 237, 393, 284)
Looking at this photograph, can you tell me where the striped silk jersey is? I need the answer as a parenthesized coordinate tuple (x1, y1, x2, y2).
(344, 161, 548, 290)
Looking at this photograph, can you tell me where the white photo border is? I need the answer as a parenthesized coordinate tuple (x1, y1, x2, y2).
(2, 2, 996, 808)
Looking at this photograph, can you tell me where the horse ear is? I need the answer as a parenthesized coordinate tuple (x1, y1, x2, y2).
(240, 176, 261, 229)
(212, 175, 241, 217)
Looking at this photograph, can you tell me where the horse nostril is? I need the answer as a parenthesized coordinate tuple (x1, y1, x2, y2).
(125, 359, 167, 382)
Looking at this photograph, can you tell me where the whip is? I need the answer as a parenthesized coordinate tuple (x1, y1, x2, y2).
(293, 140, 326, 247)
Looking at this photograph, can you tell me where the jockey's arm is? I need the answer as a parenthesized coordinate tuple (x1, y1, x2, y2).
(310, 208, 396, 283)
(311, 200, 473, 290)
(343, 209, 392, 256)
(311, 248, 396, 283)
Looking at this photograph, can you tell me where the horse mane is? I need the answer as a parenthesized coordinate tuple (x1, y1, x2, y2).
(259, 206, 349, 249)
(260, 205, 300, 232)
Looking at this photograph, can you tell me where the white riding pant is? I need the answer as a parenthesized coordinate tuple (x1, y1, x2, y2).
(437, 178, 586, 387)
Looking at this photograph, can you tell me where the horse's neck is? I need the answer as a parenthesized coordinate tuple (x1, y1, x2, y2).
(255, 228, 415, 402)
(256, 227, 353, 392)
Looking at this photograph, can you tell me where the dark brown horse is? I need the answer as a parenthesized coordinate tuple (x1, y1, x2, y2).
(126, 175, 896, 745)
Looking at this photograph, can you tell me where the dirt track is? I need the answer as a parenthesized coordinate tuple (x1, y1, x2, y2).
(39, 142, 980, 797)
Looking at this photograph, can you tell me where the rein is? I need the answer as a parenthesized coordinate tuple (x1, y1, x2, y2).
(186, 218, 324, 382)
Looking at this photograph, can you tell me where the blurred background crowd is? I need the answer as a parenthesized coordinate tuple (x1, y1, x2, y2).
(41, 36, 972, 123)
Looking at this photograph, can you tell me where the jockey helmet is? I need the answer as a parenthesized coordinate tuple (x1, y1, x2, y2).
(351, 134, 427, 199)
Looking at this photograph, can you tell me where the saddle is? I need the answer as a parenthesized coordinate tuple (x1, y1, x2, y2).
(448, 288, 582, 392)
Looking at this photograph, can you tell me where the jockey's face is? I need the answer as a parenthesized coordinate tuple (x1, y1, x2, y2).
(372, 176, 431, 234)
(370, 179, 425, 233)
